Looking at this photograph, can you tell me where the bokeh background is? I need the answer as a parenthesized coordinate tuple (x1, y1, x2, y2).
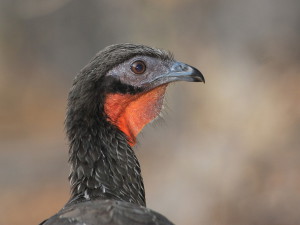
(1, 0, 300, 224)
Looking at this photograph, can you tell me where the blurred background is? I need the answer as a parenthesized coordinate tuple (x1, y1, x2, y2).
(0, 0, 300, 224)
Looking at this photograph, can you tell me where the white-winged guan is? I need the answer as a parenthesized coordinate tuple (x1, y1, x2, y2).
(40, 43, 205, 225)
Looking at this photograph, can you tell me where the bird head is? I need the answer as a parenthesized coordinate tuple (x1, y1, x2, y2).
(67, 44, 204, 146)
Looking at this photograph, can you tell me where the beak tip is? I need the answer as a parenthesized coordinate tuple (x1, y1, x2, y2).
(201, 75, 205, 84)
(191, 66, 205, 84)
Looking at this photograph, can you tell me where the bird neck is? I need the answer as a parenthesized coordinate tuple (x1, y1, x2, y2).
(66, 114, 146, 207)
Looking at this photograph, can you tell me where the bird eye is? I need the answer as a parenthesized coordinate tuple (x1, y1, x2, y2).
(130, 60, 146, 74)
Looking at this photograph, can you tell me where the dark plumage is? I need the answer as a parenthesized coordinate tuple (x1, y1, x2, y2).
(41, 43, 204, 225)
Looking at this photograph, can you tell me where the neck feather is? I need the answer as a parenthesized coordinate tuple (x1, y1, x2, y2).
(66, 110, 146, 207)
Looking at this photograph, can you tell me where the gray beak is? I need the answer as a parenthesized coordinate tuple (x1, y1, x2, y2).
(166, 62, 205, 83)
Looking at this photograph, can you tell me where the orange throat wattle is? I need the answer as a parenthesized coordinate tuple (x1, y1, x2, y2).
(104, 85, 168, 146)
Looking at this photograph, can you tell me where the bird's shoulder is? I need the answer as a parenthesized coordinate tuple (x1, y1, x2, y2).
(40, 199, 174, 225)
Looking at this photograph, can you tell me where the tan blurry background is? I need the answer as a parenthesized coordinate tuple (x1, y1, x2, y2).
(1, 0, 300, 224)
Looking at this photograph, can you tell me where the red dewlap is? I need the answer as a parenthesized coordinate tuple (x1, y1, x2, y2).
(104, 85, 168, 146)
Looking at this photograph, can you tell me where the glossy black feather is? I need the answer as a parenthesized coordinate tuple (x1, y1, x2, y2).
(41, 200, 174, 225)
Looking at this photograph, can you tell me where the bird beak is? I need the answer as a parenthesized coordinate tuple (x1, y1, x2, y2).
(166, 61, 205, 83)
(147, 61, 205, 89)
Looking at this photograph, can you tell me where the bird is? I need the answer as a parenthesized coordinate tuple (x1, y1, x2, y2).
(40, 43, 205, 225)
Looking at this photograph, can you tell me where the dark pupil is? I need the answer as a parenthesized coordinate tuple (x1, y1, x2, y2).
(131, 61, 146, 74)
(135, 63, 143, 72)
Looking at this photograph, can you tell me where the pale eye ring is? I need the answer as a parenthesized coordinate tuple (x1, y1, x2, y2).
(130, 60, 146, 74)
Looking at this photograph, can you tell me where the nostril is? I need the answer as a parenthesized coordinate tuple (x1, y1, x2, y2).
(181, 64, 189, 71)
(178, 64, 189, 71)
(172, 62, 189, 72)
(176, 65, 182, 70)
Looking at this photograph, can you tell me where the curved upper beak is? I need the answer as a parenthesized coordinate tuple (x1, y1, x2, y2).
(167, 61, 205, 83)
(146, 61, 205, 89)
